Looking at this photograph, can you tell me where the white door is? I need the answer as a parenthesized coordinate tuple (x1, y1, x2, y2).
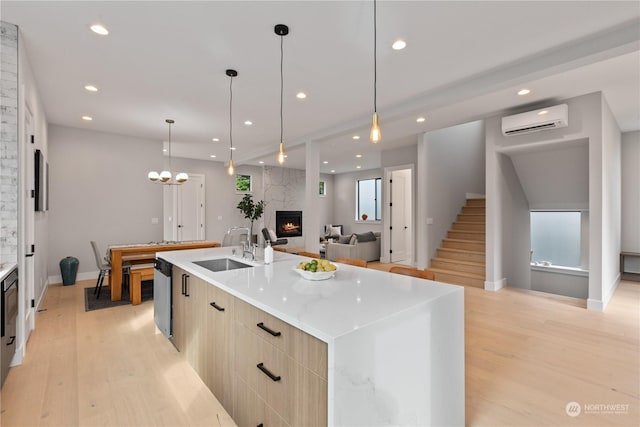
(164, 174, 205, 241)
(390, 170, 412, 264)
(23, 106, 35, 333)
(177, 174, 205, 241)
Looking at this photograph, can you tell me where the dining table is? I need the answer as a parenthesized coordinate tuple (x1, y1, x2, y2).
(108, 240, 220, 301)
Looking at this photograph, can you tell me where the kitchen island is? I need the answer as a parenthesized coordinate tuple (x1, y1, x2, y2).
(159, 247, 464, 426)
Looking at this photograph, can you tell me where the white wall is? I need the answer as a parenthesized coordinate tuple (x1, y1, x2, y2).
(486, 92, 622, 310)
(47, 125, 265, 279)
(621, 131, 640, 254)
(169, 156, 264, 241)
(423, 121, 485, 262)
(47, 126, 164, 277)
(531, 269, 588, 299)
(599, 97, 622, 307)
(332, 168, 384, 236)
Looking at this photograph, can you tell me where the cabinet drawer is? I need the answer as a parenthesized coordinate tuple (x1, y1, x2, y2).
(234, 376, 289, 427)
(236, 322, 293, 422)
(235, 298, 328, 379)
(235, 297, 292, 354)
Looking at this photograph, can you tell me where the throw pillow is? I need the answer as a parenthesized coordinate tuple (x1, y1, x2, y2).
(354, 231, 377, 242)
(349, 234, 357, 245)
(329, 226, 342, 237)
(338, 235, 352, 244)
(268, 229, 278, 242)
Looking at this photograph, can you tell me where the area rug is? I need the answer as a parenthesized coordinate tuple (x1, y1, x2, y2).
(84, 281, 153, 312)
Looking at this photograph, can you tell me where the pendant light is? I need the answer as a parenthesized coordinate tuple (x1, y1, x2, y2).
(226, 69, 238, 176)
(275, 24, 289, 164)
(370, 0, 381, 143)
(148, 119, 189, 184)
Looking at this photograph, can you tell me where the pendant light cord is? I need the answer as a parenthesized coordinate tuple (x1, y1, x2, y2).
(168, 121, 172, 172)
(229, 74, 234, 162)
(373, 0, 377, 113)
(280, 33, 284, 144)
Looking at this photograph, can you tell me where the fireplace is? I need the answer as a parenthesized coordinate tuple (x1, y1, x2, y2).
(275, 211, 302, 238)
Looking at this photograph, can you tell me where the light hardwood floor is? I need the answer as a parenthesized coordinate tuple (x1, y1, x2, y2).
(1, 279, 638, 426)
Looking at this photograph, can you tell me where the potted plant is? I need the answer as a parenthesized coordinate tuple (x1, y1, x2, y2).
(236, 194, 265, 242)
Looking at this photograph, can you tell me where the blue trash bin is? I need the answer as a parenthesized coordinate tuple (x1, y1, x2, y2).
(59, 257, 79, 285)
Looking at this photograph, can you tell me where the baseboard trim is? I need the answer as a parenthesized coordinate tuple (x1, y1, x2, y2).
(484, 278, 506, 291)
(48, 270, 99, 286)
(588, 273, 621, 312)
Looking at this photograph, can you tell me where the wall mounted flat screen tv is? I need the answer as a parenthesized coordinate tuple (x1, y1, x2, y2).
(34, 149, 48, 212)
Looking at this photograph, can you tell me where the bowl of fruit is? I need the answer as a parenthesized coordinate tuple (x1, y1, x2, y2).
(293, 259, 339, 281)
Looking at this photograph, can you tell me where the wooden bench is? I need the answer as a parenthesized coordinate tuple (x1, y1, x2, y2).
(130, 267, 154, 305)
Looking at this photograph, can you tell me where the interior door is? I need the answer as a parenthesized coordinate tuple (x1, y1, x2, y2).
(176, 174, 205, 241)
(23, 106, 35, 334)
(390, 172, 408, 262)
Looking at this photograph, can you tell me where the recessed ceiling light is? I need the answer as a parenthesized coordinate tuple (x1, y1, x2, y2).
(296, 92, 307, 99)
(355, 154, 362, 158)
(84, 85, 98, 92)
(163, 149, 168, 152)
(352, 135, 360, 140)
(210, 154, 216, 158)
(212, 138, 219, 142)
(392, 39, 407, 50)
(259, 161, 264, 164)
(284, 155, 288, 158)
(230, 147, 236, 150)
(331, 169, 335, 173)
(416, 117, 426, 123)
(323, 160, 329, 164)
(244, 120, 253, 126)
(81, 116, 93, 121)
(356, 165, 361, 169)
(537, 110, 548, 115)
(517, 88, 531, 96)
(90, 24, 109, 35)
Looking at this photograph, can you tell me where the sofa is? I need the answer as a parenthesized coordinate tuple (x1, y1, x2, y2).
(325, 231, 381, 262)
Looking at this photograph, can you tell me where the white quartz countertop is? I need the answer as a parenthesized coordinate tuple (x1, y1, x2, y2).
(0, 263, 18, 282)
(158, 247, 462, 343)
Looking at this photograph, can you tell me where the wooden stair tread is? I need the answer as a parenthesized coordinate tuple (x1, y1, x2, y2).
(444, 238, 486, 246)
(428, 268, 485, 280)
(431, 257, 485, 267)
(437, 247, 485, 256)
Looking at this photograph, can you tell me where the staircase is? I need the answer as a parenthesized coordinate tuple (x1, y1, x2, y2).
(427, 198, 485, 288)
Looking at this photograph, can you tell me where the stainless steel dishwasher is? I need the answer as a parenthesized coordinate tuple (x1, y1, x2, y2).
(1, 266, 18, 387)
(154, 257, 172, 338)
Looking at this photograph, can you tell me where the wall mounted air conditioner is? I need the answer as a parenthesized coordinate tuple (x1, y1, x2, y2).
(501, 104, 568, 136)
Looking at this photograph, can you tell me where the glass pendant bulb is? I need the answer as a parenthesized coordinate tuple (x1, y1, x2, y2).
(148, 171, 160, 182)
(278, 142, 286, 164)
(160, 170, 172, 182)
(227, 159, 235, 176)
(176, 172, 189, 183)
(370, 112, 381, 143)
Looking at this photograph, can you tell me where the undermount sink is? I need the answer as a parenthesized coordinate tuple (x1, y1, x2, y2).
(193, 258, 254, 272)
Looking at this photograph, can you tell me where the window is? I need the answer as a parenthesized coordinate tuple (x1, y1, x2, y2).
(530, 211, 582, 268)
(319, 181, 326, 196)
(235, 174, 252, 192)
(357, 178, 382, 221)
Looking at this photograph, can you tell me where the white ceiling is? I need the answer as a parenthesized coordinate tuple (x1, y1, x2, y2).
(3, 1, 639, 174)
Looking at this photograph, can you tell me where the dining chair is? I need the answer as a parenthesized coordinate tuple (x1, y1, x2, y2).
(298, 251, 321, 259)
(389, 266, 435, 280)
(90, 241, 112, 299)
(336, 257, 368, 268)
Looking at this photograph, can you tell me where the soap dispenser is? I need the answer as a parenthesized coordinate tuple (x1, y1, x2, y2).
(264, 240, 274, 264)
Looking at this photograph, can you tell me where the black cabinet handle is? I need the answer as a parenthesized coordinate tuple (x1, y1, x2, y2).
(184, 274, 190, 297)
(25, 253, 34, 257)
(209, 302, 225, 311)
(6, 336, 15, 346)
(257, 322, 281, 337)
(257, 424, 263, 427)
(256, 362, 281, 382)
(181, 274, 186, 295)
